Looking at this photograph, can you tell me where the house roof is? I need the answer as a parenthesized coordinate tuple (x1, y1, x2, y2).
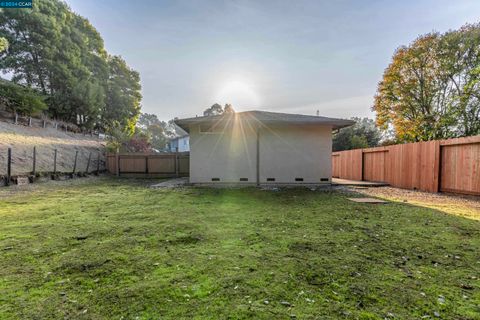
(169, 134, 189, 142)
(174, 110, 355, 132)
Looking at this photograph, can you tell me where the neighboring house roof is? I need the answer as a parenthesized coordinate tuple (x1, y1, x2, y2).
(175, 110, 355, 132)
(169, 134, 189, 142)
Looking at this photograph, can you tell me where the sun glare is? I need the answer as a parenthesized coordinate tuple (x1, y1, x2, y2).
(215, 80, 260, 108)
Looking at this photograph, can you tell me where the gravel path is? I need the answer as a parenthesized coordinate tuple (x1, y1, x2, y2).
(341, 186, 480, 220)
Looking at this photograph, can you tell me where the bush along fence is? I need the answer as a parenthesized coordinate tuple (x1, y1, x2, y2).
(105, 152, 189, 178)
(332, 135, 480, 196)
(1, 147, 106, 186)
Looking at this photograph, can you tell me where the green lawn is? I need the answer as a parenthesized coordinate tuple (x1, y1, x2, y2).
(0, 178, 479, 319)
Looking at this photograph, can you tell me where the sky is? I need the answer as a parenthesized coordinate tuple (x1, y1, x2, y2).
(65, 0, 480, 121)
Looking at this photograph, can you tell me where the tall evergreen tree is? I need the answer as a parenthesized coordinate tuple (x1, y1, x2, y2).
(104, 55, 142, 135)
(0, 1, 141, 132)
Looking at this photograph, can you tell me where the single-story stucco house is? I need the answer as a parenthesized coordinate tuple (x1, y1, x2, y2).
(175, 110, 354, 185)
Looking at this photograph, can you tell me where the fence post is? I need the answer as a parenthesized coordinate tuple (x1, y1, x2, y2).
(116, 152, 120, 177)
(6, 148, 11, 186)
(72, 150, 78, 174)
(32, 146, 36, 176)
(434, 140, 441, 193)
(361, 150, 365, 181)
(86, 152, 92, 173)
(145, 155, 149, 174)
(28, 117, 32, 127)
(175, 152, 179, 177)
(53, 149, 57, 175)
(96, 153, 100, 175)
(14, 113, 18, 125)
(43, 120, 46, 128)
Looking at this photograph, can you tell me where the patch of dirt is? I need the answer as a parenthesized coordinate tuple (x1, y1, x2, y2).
(150, 177, 188, 188)
(289, 241, 315, 252)
(0, 175, 106, 199)
(60, 258, 112, 273)
(169, 234, 203, 245)
(0, 121, 105, 175)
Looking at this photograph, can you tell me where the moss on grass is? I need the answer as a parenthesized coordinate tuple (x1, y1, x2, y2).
(0, 178, 479, 319)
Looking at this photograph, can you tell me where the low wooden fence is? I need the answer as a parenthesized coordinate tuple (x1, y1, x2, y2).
(1, 147, 104, 186)
(106, 152, 189, 177)
(332, 135, 480, 195)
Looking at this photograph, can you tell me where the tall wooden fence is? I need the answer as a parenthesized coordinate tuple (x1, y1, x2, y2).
(332, 136, 480, 195)
(106, 152, 189, 177)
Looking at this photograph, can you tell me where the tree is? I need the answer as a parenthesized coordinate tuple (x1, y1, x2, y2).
(0, 0, 140, 132)
(332, 117, 381, 151)
(147, 123, 169, 151)
(137, 113, 162, 130)
(104, 55, 142, 135)
(124, 129, 152, 153)
(106, 122, 152, 153)
(203, 103, 235, 116)
(374, 23, 480, 142)
(165, 118, 187, 137)
(438, 24, 480, 137)
(136, 113, 188, 151)
(136, 113, 170, 150)
(224, 103, 235, 114)
(203, 103, 223, 116)
(0, 80, 47, 115)
(0, 37, 7, 52)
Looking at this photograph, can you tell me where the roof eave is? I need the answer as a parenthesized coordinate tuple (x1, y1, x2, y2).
(175, 118, 355, 132)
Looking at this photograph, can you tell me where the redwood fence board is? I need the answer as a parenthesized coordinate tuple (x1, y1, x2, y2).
(363, 150, 387, 183)
(106, 152, 189, 177)
(332, 149, 362, 181)
(440, 142, 480, 195)
(332, 136, 480, 195)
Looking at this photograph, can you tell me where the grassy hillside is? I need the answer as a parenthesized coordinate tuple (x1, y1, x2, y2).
(0, 121, 105, 176)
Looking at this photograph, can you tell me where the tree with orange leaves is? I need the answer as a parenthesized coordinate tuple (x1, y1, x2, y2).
(374, 24, 480, 142)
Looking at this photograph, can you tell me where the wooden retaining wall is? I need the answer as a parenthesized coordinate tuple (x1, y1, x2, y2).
(332, 136, 480, 195)
(106, 152, 189, 177)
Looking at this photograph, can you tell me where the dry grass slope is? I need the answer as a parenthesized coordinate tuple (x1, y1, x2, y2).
(0, 121, 105, 175)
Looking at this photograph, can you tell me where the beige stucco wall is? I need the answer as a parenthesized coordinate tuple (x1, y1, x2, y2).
(189, 121, 332, 184)
(189, 121, 257, 184)
(258, 125, 332, 184)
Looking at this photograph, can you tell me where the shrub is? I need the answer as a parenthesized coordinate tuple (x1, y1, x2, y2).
(0, 80, 48, 116)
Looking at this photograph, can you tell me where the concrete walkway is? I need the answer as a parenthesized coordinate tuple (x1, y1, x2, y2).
(150, 177, 387, 189)
(332, 178, 389, 187)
